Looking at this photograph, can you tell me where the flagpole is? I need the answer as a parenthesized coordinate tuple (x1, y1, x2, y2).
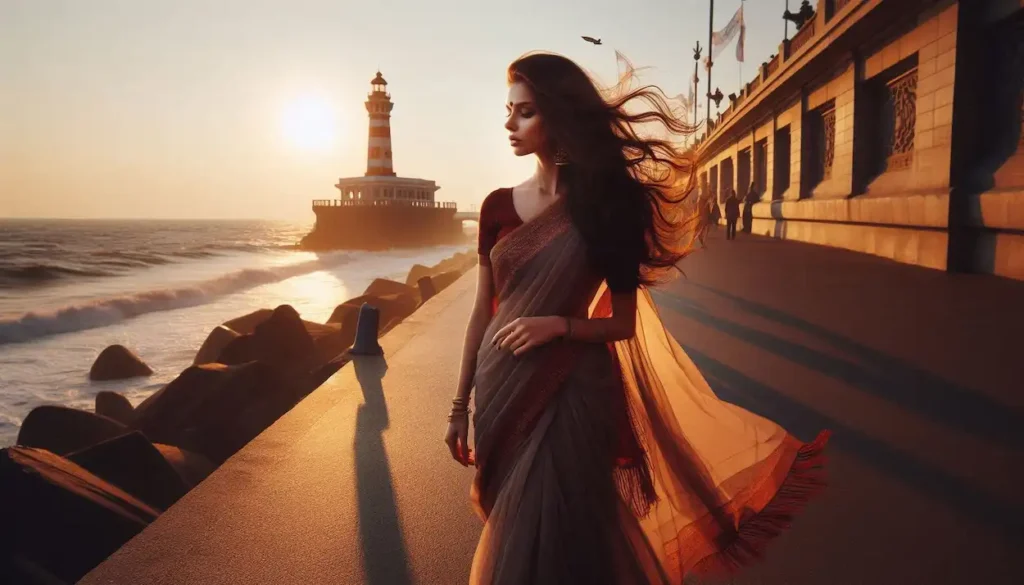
(706, 0, 714, 135)
(785, 0, 790, 40)
(692, 40, 701, 149)
(693, 43, 700, 128)
(739, 0, 744, 92)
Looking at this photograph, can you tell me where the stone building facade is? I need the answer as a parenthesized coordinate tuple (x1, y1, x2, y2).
(696, 0, 1024, 280)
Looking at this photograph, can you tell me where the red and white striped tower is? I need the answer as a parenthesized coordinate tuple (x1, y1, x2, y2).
(365, 71, 395, 177)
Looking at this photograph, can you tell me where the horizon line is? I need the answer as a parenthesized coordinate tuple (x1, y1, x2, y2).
(0, 216, 315, 222)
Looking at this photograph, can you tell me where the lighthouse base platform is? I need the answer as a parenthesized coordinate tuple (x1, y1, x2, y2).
(301, 200, 469, 251)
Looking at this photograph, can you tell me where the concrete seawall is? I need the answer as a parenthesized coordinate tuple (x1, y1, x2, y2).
(79, 272, 482, 585)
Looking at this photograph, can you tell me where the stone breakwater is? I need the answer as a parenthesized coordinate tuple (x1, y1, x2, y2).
(0, 250, 478, 585)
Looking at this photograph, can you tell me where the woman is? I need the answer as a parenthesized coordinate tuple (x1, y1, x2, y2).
(444, 52, 829, 584)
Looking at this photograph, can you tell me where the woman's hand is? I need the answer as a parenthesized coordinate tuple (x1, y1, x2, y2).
(444, 414, 474, 466)
(491, 316, 567, 356)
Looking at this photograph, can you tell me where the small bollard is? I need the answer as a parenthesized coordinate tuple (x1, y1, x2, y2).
(350, 302, 383, 356)
(417, 275, 437, 302)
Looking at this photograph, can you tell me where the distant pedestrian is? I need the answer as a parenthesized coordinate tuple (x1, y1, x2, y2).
(724, 191, 740, 240)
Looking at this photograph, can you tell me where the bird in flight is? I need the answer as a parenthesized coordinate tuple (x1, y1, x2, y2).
(582, 36, 602, 45)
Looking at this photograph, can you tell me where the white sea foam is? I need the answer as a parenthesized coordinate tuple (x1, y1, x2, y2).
(0, 252, 353, 345)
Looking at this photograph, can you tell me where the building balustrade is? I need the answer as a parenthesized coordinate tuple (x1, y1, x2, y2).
(789, 18, 817, 55)
(699, 0, 865, 145)
(313, 199, 457, 209)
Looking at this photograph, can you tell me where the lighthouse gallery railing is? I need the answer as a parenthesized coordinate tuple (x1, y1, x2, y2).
(313, 199, 457, 209)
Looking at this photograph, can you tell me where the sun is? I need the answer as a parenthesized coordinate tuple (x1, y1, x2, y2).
(280, 94, 340, 153)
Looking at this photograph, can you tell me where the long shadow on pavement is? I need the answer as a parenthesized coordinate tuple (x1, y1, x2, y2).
(678, 342, 1024, 543)
(353, 356, 413, 585)
(652, 288, 1024, 452)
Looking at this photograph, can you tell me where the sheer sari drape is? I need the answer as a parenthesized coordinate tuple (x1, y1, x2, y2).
(469, 200, 828, 584)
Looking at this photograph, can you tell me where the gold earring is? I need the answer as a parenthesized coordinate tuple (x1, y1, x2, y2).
(554, 146, 570, 166)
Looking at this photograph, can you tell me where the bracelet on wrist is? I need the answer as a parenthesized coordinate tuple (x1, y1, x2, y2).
(449, 396, 471, 421)
(447, 409, 471, 422)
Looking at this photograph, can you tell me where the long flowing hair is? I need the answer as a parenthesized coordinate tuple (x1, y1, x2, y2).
(507, 52, 701, 288)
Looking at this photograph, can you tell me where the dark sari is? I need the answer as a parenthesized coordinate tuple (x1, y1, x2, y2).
(469, 198, 829, 584)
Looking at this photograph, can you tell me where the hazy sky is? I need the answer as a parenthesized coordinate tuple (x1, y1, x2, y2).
(1, 0, 787, 220)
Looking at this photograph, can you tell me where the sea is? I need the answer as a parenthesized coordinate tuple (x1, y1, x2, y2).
(0, 219, 475, 447)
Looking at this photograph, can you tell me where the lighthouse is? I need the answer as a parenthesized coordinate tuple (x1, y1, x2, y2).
(302, 71, 462, 250)
(332, 71, 438, 204)
(365, 71, 395, 177)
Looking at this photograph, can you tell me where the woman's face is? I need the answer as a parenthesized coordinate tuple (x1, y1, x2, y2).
(505, 81, 546, 158)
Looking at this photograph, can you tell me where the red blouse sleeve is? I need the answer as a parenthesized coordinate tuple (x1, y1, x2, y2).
(477, 188, 510, 267)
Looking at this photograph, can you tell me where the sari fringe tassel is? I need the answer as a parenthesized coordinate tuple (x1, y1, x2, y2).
(691, 429, 832, 578)
(614, 456, 659, 519)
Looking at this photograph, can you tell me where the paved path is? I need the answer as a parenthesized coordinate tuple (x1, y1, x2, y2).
(82, 231, 1024, 584)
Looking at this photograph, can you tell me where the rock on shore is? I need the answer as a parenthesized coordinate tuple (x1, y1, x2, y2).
(88, 344, 153, 381)
(0, 447, 159, 584)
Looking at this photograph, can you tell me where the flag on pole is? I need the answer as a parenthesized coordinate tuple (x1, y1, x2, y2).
(736, 6, 746, 62)
(706, 3, 746, 66)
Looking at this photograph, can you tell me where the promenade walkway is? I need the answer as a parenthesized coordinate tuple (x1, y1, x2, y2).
(81, 230, 1024, 585)
(651, 229, 1023, 584)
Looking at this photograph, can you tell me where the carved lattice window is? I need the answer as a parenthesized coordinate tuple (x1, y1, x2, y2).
(882, 69, 918, 171)
(822, 106, 836, 180)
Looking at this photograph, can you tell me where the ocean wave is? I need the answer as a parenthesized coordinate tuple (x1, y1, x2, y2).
(96, 259, 162, 269)
(0, 263, 116, 285)
(94, 250, 174, 265)
(0, 410, 22, 427)
(168, 250, 218, 259)
(0, 252, 352, 345)
(0, 249, 284, 289)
